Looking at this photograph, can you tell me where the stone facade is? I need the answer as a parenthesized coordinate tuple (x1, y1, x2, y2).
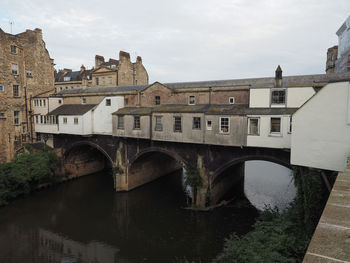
(0, 28, 54, 162)
(55, 51, 148, 92)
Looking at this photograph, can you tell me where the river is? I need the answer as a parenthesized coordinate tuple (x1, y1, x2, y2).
(0, 161, 294, 263)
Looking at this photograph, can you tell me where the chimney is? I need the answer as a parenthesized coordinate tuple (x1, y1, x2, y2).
(136, 56, 142, 63)
(95, 55, 105, 68)
(275, 65, 282, 87)
(80, 64, 86, 72)
(119, 51, 130, 61)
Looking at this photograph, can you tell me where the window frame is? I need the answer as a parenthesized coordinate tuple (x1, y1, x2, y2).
(117, 115, 124, 129)
(63, 117, 67, 124)
(0, 85, 4, 92)
(229, 97, 235, 104)
(192, 117, 201, 130)
(271, 89, 286, 105)
(155, 96, 160, 105)
(11, 64, 18, 75)
(134, 116, 141, 130)
(26, 70, 32, 77)
(0, 111, 5, 119)
(96, 77, 99, 85)
(13, 85, 19, 97)
(74, 117, 79, 125)
(248, 117, 260, 136)
(82, 98, 86, 104)
(155, 116, 163, 131)
(219, 117, 230, 134)
(206, 120, 212, 131)
(14, 111, 20, 125)
(173, 116, 182, 132)
(10, 45, 17, 54)
(270, 117, 282, 135)
(106, 99, 111, 106)
(188, 95, 195, 105)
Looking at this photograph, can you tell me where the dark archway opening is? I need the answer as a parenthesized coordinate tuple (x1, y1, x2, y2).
(212, 159, 295, 211)
(63, 144, 113, 183)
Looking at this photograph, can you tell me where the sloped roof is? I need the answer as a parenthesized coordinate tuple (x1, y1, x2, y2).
(49, 104, 97, 116)
(113, 104, 298, 116)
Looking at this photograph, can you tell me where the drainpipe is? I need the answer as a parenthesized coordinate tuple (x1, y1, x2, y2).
(29, 95, 33, 142)
(209, 87, 212, 105)
(149, 111, 153, 145)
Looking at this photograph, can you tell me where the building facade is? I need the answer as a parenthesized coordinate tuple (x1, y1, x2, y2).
(0, 28, 54, 162)
(54, 51, 149, 92)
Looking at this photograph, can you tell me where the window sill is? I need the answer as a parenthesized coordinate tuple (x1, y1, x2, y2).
(219, 132, 230, 135)
(269, 133, 282, 137)
(174, 131, 182, 133)
(248, 134, 260, 136)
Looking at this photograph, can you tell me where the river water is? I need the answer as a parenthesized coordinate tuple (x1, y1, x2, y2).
(0, 161, 294, 263)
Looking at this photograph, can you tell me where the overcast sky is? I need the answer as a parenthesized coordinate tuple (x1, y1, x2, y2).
(1, 0, 349, 83)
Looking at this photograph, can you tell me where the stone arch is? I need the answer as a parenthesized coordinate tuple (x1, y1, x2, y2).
(63, 141, 114, 167)
(212, 154, 291, 186)
(129, 147, 188, 168)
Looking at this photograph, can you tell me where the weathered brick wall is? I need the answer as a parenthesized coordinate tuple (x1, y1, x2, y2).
(0, 28, 54, 162)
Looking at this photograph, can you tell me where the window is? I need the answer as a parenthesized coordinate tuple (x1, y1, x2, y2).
(109, 77, 113, 84)
(58, 99, 62, 104)
(35, 115, 38, 123)
(189, 95, 195, 105)
(270, 117, 281, 133)
(134, 116, 140, 129)
(0, 112, 5, 119)
(96, 77, 99, 85)
(288, 116, 292, 133)
(248, 118, 260, 135)
(11, 64, 18, 75)
(82, 98, 86, 104)
(125, 98, 129, 105)
(106, 99, 111, 106)
(229, 97, 235, 104)
(117, 116, 124, 129)
(10, 45, 17, 54)
(220, 117, 229, 133)
(14, 111, 20, 125)
(60, 87, 63, 91)
(74, 117, 79, 124)
(13, 85, 19, 97)
(0, 85, 4, 92)
(155, 116, 163, 131)
(26, 70, 32, 77)
(63, 117, 67, 124)
(43, 100, 46, 107)
(40, 115, 43, 123)
(271, 90, 286, 104)
(63, 76, 70, 81)
(192, 117, 201, 129)
(174, 116, 182, 132)
(155, 96, 160, 105)
(207, 120, 212, 130)
(39, 100, 42, 106)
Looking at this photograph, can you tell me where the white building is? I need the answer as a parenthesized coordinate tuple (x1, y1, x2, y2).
(291, 81, 350, 172)
(246, 67, 316, 149)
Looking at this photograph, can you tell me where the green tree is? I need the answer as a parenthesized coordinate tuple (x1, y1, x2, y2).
(184, 166, 202, 206)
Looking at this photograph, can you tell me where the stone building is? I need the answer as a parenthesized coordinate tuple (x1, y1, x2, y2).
(0, 28, 54, 162)
(54, 51, 148, 92)
(326, 15, 350, 74)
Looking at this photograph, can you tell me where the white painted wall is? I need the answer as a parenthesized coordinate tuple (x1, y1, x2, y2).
(287, 87, 315, 108)
(247, 115, 291, 149)
(249, 89, 270, 107)
(93, 96, 124, 135)
(35, 124, 59, 134)
(337, 16, 350, 58)
(58, 112, 92, 135)
(291, 82, 350, 171)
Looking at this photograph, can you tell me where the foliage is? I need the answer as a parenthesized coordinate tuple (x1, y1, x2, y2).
(0, 150, 59, 206)
(184, 166, 202, 205)
(213, 167, 335, 263)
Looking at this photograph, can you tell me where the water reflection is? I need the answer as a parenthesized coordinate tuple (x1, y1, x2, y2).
(244, 160, 296, 210)
(0, 170, 257, 263)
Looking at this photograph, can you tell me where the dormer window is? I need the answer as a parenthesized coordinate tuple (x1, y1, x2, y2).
(64, 76, 70, 81)
(271, 89, 286, 105)
(10, 45, 17, 54)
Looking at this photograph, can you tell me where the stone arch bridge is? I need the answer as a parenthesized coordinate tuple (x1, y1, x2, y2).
(53, 134, 291, 206)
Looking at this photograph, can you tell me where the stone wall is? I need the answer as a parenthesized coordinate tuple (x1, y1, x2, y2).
(0, 28, 54, 162)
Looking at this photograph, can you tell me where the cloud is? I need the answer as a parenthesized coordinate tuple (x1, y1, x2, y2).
(0, 0, 349, 82)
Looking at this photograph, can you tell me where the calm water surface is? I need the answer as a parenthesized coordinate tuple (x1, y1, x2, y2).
(0, 170, 257, 263)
